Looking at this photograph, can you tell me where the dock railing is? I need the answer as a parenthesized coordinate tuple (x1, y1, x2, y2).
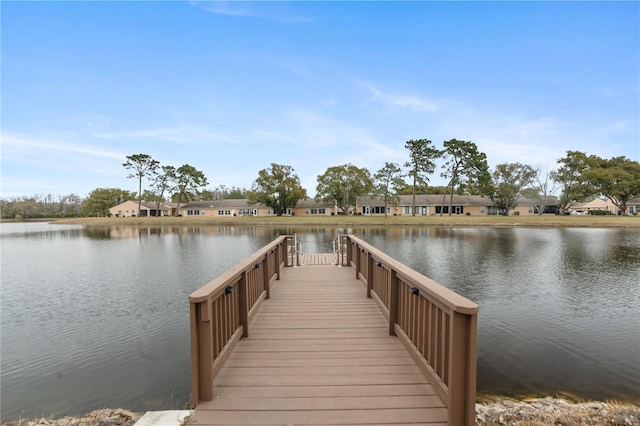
(342, 234, 479, 426)
(189, 234, 478, 426)
(188, 235, 294, 404)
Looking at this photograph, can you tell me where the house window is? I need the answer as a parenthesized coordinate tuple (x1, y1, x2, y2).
(369, 206, 389, 214)
(404, 207, 411, 214)
(187, 209, 200, 216)
(435, 206, 449, 214)
(480, 207, 485, 214)
(528, 206, 534, 214)
(238, 209, 253, 216)
(217, 210, 232, 216)
(309, 208, 326, 215)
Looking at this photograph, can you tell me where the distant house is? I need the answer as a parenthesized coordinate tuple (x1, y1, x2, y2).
(357, 194, 494, 216)
(179, 199, 264, 217)
(356, 194, 558, 216)
(292, 198, 338, 216)
(626, 197, 640, 215)
(514, 197, 560, 215)
(109, 200, 175, 217)
(179, 198, 338, 217)
(568, 198, 617, 215)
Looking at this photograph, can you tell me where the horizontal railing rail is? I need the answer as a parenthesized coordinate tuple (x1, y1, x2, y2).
(188, 235, 293, 404)
(343, 234, 479, 426)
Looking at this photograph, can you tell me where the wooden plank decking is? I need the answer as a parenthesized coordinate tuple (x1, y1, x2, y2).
(299, 252, 338, 265)
(188, 264, 447, 425)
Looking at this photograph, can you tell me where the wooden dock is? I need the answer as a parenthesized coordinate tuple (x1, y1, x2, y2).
(188, 265, 447, 425)
(188, 235, 478, 426)
(299, 252, 338, 265)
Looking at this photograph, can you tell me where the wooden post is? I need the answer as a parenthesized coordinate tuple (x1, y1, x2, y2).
(346, 237, 352, 267)
(238, 272, 249, 338)
(355, 245, 361, 280)
(447, 311, 478, 426)
(388, 270, 399, 336)
(190, 299, 213, 402)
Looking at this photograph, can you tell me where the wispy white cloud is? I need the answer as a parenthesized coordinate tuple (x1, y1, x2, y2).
(2, 133, 125, 160)
(0, 133, 130, 197)
(252, 130, 294, 143)
(202, 2, 252, 17)
(92, 128, 187, 143)
(91, 126, 239, 145)
(354, 80, 439, 113)
(195, 1, 313, 24)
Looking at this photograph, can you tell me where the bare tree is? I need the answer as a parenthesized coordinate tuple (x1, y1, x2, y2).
(531, 166, 560, 215)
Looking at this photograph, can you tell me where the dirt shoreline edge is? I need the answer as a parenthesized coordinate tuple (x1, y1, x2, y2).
(36, 214, 640, 228)
(2, 397, 639, 426)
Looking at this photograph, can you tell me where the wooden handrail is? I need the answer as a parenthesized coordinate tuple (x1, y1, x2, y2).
(344, 234, 479, 426)
(190, 234, 478, 425)
(188, 235, 291, 404)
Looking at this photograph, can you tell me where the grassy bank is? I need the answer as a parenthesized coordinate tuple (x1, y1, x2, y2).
(48, 214, 640, 228)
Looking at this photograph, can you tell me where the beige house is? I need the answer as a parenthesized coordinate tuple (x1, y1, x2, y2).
(179, 198, 338, 217)
(180, 200, 264, 217)
(356, 194, 557, 216)
(292, 198, 339, 216)
(569, 196, 640, 216)
(357, 195, 495, 216)
(568, 198, 617, 215)
(626, 197, 640, 215)
(109, 200, 176, 217)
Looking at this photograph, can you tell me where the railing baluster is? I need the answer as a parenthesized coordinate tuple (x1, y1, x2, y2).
(388, 270, 399, 336)
(238, 271, 248, 338)
(366, 253, 374, 298)
(263, 254, 271, 299)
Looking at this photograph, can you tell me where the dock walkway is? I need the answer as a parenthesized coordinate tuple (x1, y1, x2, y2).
(188, 264, 447, 425)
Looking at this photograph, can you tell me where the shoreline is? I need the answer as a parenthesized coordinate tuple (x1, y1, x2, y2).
(14, 214, 640, 228)
(2, 397, 639, 426)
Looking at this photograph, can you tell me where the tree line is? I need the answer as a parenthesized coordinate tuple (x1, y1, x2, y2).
(245, 142, 639, 217)
(2, 141, 639, 219)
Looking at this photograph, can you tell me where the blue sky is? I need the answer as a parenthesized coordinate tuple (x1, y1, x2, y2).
(2, 1, 638, 199)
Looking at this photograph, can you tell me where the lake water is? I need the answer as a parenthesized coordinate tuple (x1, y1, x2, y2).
(1, 222, 639, 420)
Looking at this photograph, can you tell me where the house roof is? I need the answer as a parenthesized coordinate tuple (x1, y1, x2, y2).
(571, 198, 609, 209)
(627, 196, 640, 205)
(140, 201, 173, 210)
(295, 198, 336, 208)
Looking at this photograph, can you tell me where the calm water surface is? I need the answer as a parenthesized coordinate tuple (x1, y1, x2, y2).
(1, 223, 639, 420)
